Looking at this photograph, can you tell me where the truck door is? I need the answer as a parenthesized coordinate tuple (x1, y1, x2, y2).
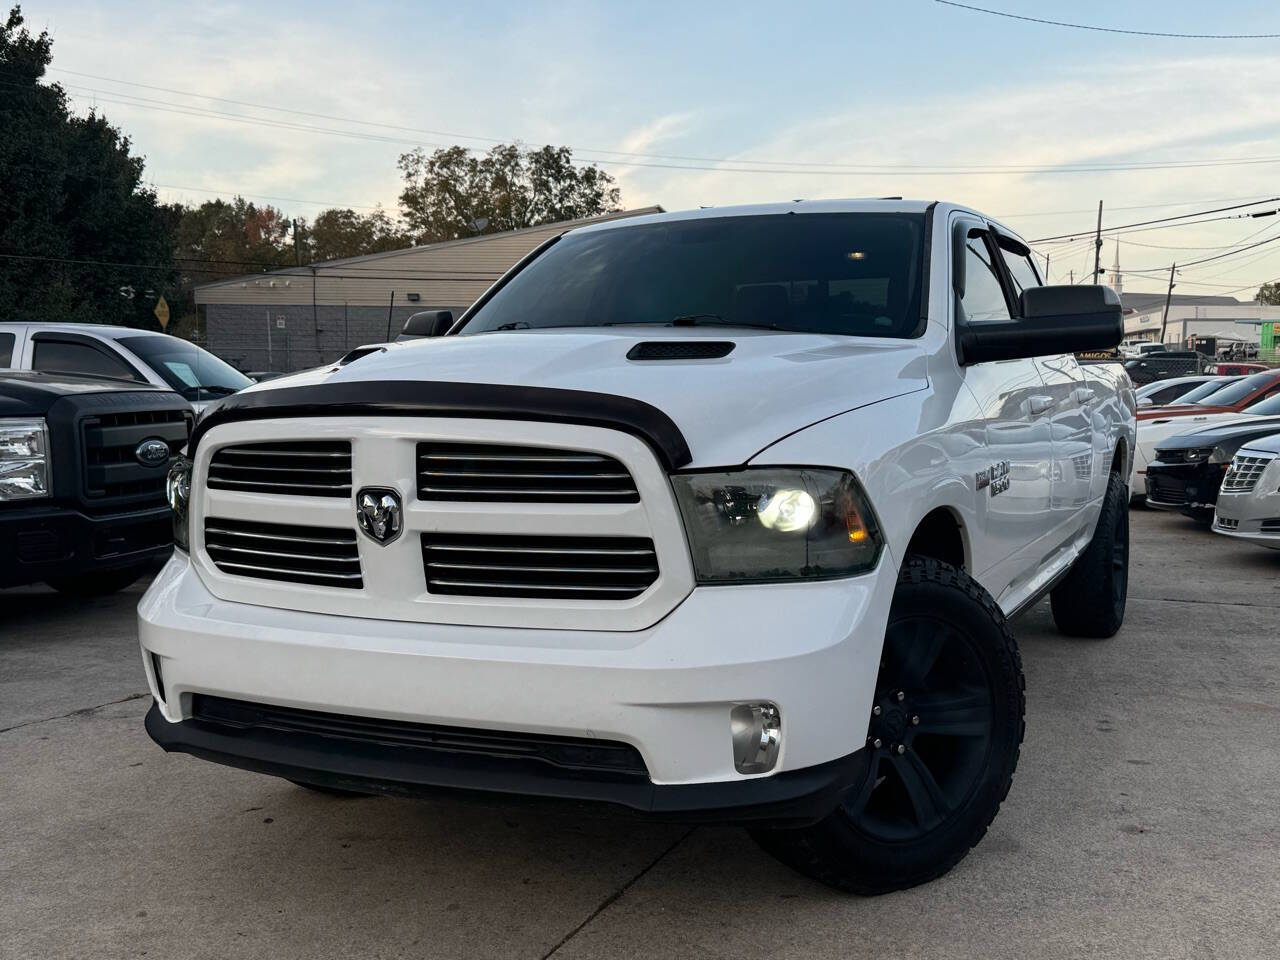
(954, 225, 1054, 600)
(998, 246, 1098, 535)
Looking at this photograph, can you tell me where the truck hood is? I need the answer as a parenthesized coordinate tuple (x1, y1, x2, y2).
(0, 371, 168, 418)
(242, 329, 929, 465)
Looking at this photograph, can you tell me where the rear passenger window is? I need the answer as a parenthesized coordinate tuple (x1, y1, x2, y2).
(960, 236, 1012, 324)
(32, 339, 141, 381)
(1001, 250, 1041, 297)
(0, 332, 13, 367)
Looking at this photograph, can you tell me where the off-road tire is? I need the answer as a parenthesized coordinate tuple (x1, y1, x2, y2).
(750, 557, 1025, 895)
(45, 564, 148, 596)
(1050, 469, 1129, 638)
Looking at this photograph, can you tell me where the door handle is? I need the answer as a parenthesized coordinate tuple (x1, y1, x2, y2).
(1028, 395, 1054, 415)
(1072, 387, 1096, 404)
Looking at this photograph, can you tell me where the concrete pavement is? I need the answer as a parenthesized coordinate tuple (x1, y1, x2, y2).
(2, 508, 1277, 959)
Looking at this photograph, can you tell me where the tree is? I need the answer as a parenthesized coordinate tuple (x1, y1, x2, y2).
(307, 206, 412, 262)
(397, 143, 622, 243)
(0, 5, 178, 328)
(1256, 282, 1280, 305)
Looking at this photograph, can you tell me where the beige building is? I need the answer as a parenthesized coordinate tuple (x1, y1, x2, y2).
(195, 207, 661, 373)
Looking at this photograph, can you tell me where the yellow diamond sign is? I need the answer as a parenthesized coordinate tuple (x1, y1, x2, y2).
(154, 295, 170, 330)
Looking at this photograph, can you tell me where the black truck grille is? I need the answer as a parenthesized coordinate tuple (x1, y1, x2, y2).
(204, 518, 362, 588)
(208, 441, 352, 497)
(416, 443, 639, 503)
(422, 533, 659, 600)
(190, 695, 649, 778)
(81, 407, 190, 504)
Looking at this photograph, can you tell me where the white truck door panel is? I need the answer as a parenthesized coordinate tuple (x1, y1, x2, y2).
(1035, 353, 1095, 542)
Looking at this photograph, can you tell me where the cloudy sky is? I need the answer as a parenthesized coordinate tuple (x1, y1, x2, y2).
(25, 0, 1280, 295)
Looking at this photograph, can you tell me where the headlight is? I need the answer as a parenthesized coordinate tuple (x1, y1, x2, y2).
(1208, 446, 1233, 464)
(166, 455, 192, 551)
(0, 419, 50, 501)
(1182, 447, 1215, 462)
(670, 467, 882, 584)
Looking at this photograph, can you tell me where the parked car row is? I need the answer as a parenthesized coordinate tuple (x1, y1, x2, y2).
(1126, 369, 1280, 553)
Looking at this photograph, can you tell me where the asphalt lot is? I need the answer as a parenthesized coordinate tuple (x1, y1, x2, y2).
(2, 508, 1278, 960)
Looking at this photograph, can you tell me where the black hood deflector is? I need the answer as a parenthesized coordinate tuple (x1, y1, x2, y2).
(189, 380, 693, 469)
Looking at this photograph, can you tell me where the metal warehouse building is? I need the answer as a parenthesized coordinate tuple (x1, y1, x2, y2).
(195, 206, 661, 373)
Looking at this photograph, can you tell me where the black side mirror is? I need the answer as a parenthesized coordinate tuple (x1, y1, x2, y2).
(398, 310, 453, 341)
(958, 285, 1123, 365)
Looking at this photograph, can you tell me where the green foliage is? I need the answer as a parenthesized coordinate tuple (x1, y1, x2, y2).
(397, 143, 622, 243)
(1256, 282, 1280, 305)
(0, 5, 178, 328)
(307, 207, 412, 262)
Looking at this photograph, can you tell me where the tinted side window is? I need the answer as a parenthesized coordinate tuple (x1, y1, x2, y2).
(0, 332, 14, 367)
(960, 236, 1012, 324)
(32, 340, 140, 380)
(1001, 250, 1041, 298)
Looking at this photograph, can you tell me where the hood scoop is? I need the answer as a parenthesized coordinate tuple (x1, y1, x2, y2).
(626, 341, 735, 361)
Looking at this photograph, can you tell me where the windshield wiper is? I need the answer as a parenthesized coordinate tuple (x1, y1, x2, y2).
(670, 314, 780, 331)
(494, 321, 531, 331)
(198, 385, 240, 396)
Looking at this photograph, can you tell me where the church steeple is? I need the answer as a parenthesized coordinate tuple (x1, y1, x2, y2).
(1109, 240, 1123, 295)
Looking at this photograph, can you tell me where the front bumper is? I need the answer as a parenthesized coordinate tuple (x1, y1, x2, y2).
(1213, 480, 1280, 550)
(1144, 461, 1227, 517)
(0, 501, 172, 588)
(139, 550, 897, 817)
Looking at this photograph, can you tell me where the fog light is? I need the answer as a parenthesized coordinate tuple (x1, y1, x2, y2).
(731, 702, 781, 774)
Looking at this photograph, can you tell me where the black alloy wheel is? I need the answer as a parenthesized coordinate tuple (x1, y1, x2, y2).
(846, 616, 995, 842)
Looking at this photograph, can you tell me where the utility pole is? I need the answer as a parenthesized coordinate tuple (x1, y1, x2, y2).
(1069, 269, 1074, 285)
(1043, 252, 1050, 283)
(292, 218, 302, 266)
(1092, 201, 1104, 284)
(1160, 263, 1176, 345)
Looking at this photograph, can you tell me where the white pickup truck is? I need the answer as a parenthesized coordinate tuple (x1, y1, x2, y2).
(140, 200, 1134, 894)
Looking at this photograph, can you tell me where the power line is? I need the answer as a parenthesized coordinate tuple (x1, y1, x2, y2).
(152, 182, 382, 211)
(934, 1, 1280, 39)
(1030, 199, 1280, 243)
(29, 73, 1280, 178)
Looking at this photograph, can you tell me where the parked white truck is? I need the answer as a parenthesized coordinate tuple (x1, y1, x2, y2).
(140, 200, 1134, 894)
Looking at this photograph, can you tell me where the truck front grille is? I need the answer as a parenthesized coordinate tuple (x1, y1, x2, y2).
(208, 441, 352, 497)
(422, 533, 659, 599)
(204, 518, 362, 588)
(1222, 455, 1272, 493)
(416, 443, 639, 503)
(81, 408, 190, 503)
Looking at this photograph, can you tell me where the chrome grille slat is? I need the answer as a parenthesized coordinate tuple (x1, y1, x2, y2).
(427, 543, 653, 556)
(429, 561, 659, 575)
(416, 442, 639, 503)
(209, 441, 352, 498)
(1221, 455, 1272, 493)
(204, 518, 362, 588)
(423, 533, 659, 600)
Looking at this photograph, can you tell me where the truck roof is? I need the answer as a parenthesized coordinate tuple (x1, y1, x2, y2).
(0, 322, 160, 340)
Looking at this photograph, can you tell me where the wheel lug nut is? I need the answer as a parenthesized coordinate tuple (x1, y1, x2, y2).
(872, 706, 881, 716)
(912, 715, 920, 725)
(896, 691, 905, 702)
(897, 744, 906, 754)
(871, 737, 882, 748)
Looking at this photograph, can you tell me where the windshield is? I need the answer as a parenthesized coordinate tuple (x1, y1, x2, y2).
(1194, 371, 1275, 406)
(117, 335, 252, 401)
(460, 213, 927, 338)
(1242, 394, 1280, 416)
(1173, 378, 1239, 403)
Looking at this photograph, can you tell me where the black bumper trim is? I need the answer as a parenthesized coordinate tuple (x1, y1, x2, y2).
(144, 702, 862, 824)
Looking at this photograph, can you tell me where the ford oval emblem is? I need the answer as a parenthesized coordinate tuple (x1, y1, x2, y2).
(135, 438, 171, 467)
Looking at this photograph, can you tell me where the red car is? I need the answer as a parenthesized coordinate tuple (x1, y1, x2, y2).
(1206, 362, 1268, 376)
(1136, 369, 1280, 422)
